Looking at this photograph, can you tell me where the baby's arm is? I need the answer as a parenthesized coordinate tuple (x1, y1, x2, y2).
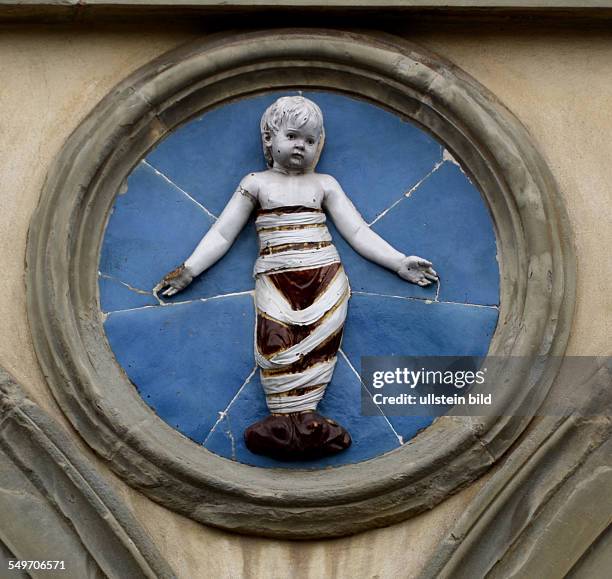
(322, 175, 438, 286)
(154, 175, 259, 296)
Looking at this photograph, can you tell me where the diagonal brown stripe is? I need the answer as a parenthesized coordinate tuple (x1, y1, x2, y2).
(257, 314, 315, 357)
(260, 330, 344, 377)
(268, 263, 340, 310)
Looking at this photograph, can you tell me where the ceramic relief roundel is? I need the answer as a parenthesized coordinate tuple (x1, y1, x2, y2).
(98, 91, 499, 469)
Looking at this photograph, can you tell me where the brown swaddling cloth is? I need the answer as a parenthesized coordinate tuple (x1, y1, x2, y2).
(253, 206, 350, 414)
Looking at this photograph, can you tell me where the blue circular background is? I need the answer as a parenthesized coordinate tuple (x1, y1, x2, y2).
(99, 91, 499, 469)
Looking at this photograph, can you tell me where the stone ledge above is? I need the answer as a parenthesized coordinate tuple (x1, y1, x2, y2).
(3, 1, 612, 27)
(1, 0, 612, 8)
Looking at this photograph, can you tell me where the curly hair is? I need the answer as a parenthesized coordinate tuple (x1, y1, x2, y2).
(260, 96, 325, 168)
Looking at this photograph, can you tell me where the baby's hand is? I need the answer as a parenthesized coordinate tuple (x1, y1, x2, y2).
(153, 264, 194, 297)
(397, 256, 438, 287)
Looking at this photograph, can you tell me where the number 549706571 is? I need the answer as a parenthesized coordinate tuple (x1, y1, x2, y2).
(8, 561, 65, 571)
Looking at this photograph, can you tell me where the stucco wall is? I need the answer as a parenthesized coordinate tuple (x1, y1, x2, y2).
(0, 21, 610, 578)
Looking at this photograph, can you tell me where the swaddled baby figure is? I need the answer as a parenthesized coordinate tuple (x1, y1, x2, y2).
(155, 96, 438, 461)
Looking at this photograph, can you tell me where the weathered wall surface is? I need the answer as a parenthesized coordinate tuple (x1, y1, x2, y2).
(0, 20, 610, 578)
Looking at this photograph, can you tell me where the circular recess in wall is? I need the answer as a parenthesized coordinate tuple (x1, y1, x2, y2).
(27, 30, 574, 538)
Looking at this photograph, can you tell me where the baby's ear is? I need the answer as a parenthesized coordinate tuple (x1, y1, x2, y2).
(262, 130, 272, 145)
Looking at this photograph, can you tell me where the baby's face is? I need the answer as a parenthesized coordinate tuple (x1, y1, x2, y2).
(268, 117, 322, 173)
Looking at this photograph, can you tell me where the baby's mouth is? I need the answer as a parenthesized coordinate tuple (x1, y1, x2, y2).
(291, 152, 304, 159)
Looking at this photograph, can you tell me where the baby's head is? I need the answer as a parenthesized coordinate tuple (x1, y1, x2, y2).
(260, 96, 325, 170)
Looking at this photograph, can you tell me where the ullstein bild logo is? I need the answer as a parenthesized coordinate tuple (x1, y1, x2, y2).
(360, 356, 611, 417)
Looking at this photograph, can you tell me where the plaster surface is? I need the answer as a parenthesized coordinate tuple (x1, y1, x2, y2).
(0, 26, 198, 417)
(115, 473, 489, 579)
(0, 21, 609, 577)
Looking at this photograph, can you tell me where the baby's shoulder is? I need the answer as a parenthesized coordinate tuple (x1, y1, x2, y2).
(238, 171, 267, 197)
(313, 172, 342, 194)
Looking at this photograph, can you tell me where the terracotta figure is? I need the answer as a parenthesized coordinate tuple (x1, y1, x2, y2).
(155, 96, 438, 460)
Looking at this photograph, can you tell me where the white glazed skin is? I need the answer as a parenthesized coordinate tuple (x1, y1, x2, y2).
(154, 102, 437, 297)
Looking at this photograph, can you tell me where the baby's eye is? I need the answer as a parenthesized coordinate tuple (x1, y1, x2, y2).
(287, 133, 295, 140)
(307, 139, 315, 145)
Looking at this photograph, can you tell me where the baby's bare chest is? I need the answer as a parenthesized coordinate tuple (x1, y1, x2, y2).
(257, 178, 325, 210)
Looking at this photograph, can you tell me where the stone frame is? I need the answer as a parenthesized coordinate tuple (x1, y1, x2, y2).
(0, 368, 176, 578)
(26, 29, 575, 538)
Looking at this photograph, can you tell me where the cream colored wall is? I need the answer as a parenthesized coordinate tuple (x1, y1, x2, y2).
(0, 22, 609, 579)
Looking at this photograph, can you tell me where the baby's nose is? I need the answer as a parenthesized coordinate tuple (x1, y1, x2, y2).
(294, 140, 305, 149)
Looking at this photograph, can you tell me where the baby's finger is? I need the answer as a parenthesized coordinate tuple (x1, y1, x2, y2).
(154, 283, 169, 295)
(426, 267, 437, 277)
(417, 279, 430, 286)
(424, 272, 438, 281)
(417, 259, 432, 267)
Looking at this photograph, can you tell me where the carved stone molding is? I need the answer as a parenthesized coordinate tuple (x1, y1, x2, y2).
(26, 30, 575, 537)
(0, 368, 176, 578)
(423, 361, 612, 578)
